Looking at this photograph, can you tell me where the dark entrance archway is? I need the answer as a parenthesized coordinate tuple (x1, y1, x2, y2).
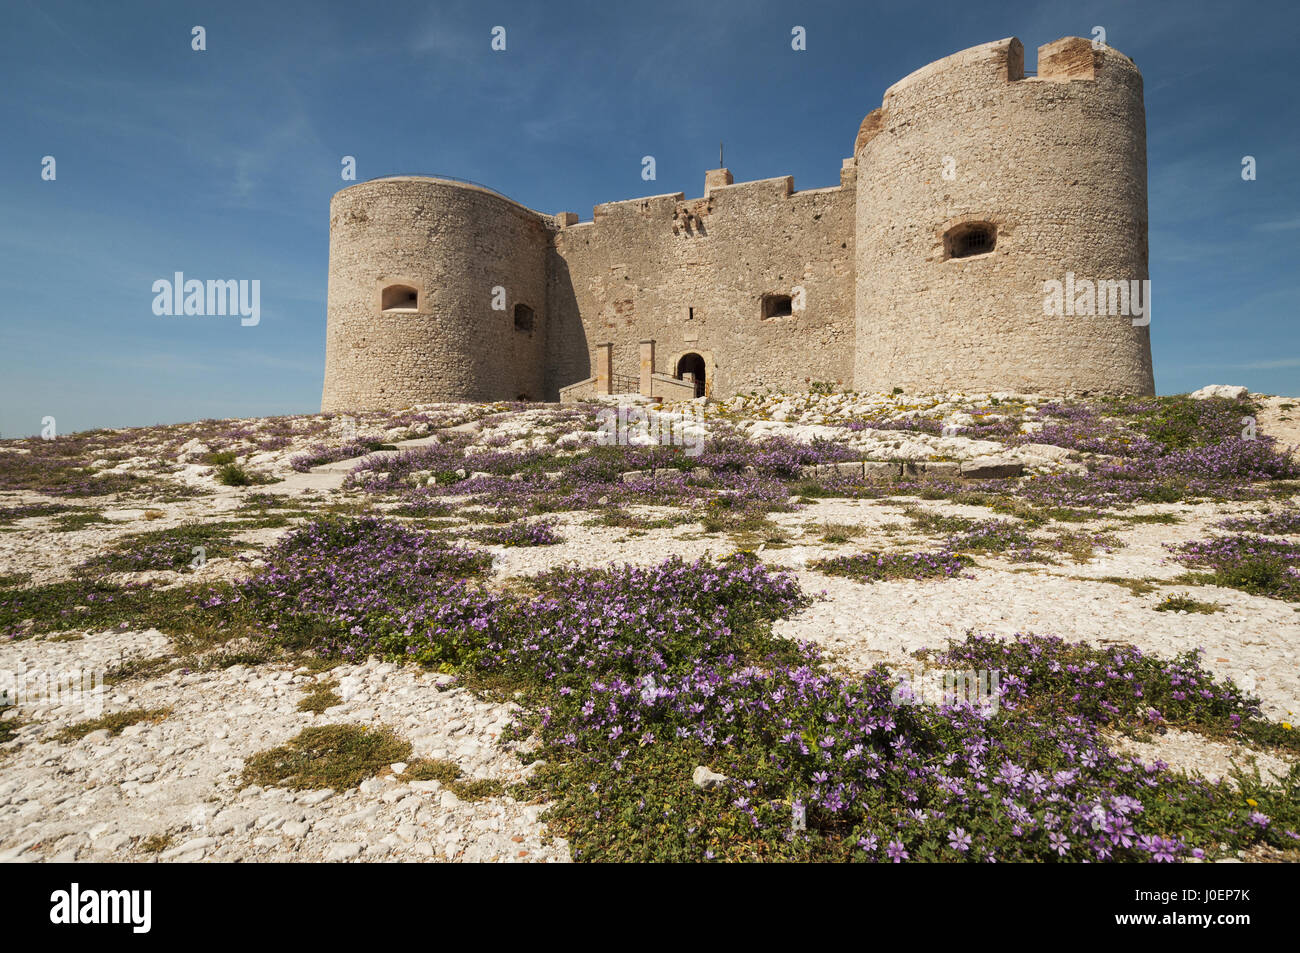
(676, 352, 706, 398)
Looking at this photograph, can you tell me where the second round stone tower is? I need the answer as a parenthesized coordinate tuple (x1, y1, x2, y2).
(853, 37, 1154, 395)
(321, 176, 551, 410)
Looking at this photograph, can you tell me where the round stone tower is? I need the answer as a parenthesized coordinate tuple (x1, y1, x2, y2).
(853, 37, 1154, 396)
(321, 176, 551, 410)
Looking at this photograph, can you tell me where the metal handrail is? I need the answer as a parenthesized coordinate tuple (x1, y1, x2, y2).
(609, 373, 640, 394)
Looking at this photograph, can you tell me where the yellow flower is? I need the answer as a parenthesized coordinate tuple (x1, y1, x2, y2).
(1246, 798, 1258, 807)
(1284, 722, 1293, 730)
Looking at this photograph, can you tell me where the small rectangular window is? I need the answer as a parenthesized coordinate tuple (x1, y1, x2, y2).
(381, 284, 419, 312)
(762, 293, 793, 319)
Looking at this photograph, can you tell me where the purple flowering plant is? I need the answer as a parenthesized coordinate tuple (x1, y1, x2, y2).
(1217, 507, 1300, 535)
(811, 550, 974, 582)
(476, 518, 564, 547)
(209, 515, 1300, 863)
(1167, 533, 1300, 602)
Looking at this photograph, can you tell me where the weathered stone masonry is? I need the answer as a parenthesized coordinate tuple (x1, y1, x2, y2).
(321, 36, 1155, 412)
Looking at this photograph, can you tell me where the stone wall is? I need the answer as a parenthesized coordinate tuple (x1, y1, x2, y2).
(321, 36, 1155, 411)
(547, 169, 857, 401)
(322, 177, 551, 410)
(853, 37, 1154, 396)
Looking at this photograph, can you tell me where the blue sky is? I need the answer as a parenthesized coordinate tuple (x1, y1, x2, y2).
(1, 0, 1297, 436)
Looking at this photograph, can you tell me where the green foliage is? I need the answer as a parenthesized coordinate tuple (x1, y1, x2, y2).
(903, 507, 977, 535)
(1179, 560, 1294, 600)
(241, 724, 411, 791)
(516, 745, 808, 862)
(52, 511, 114, 532)
(0, 707, 27, 746)
(787, 480, 838, 500)
(811, 550, 973, 582)
(402, 758, 463, 784)
(138, 833, 174, 853)
(390, 498, 455, 518)
(1048, 529, 1121, 564)
(1087, 576, 1162, 596)
(103, 654, 177, 685)
(0, 458, 150, 497)
(817, 522, 864, 544)
(217, 463, 258, 486)
(449, 777, 506, 801)
(1119, 513, 1182, 525)
(585, 509, 692, 530)
(1114, 394, 1256, 453)
(74, 522, 247, 576)
(1154, 593, 1222, 614)
(298, 680, 343, 713)
(0, 503, 69, 526)
(397, 758, 506, 799)
(695, 495, 783, 535)
(1, 579, 172, 639)
(0, 578, 337, 661)
(204, 649, 274, 669)
(57, 707, 172, 742)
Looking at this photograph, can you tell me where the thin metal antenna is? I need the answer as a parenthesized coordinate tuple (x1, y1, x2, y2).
(719, 141, 724, 167)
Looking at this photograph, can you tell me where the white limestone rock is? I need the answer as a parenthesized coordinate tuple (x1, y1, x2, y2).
(1189, 385, 1248, 401)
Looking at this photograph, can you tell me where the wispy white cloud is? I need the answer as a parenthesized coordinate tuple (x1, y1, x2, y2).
(225, 110, 324, 203)
(1178, 357, 1300, 371)
(411, 24, 482, 62)
(89, 348, 320, 377)
(1255, 217, 1300, 232)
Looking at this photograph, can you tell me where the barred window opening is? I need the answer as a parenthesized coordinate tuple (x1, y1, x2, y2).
(946, 223, 996, 259)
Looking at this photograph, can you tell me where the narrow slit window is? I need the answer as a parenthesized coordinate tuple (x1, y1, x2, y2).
(513, 303, 535, 333)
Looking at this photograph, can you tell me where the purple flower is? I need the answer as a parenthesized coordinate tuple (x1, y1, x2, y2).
(1103, 815, 1135, 848)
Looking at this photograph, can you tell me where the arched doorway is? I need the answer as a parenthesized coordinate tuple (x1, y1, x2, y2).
(676, 352, 706, 398)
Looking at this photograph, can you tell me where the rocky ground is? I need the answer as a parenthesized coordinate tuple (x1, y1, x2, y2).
(1, 385, 1297, 862)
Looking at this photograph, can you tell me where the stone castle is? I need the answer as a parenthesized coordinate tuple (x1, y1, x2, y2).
(321, 36, 1155, 411)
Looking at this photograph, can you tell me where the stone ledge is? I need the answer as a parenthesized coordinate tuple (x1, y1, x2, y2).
(914, 460, 962, 480)
(959, 457, 1025, 479)
(619, 467, 715, 484)
(623, 456, 1024, 485)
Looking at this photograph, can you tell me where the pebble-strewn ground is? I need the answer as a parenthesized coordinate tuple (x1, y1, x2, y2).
(1, 386, 1297, 862)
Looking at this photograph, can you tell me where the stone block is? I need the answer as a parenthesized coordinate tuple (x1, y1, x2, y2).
(921, 461, 961, 479)
(960, 457, 1024, 479)
(862, 460, 902, 481)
